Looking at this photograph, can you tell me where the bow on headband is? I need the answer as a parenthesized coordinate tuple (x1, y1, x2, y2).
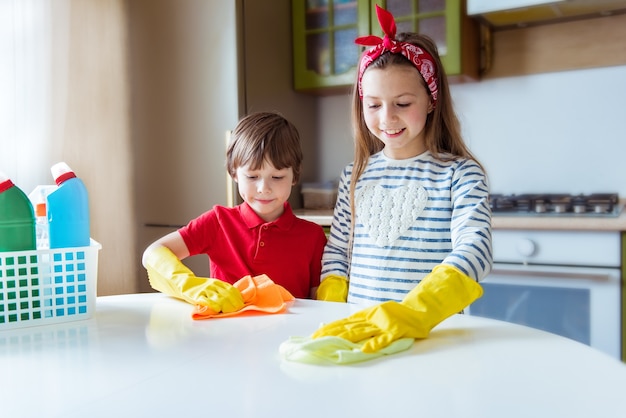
(355, 5, 439, 107)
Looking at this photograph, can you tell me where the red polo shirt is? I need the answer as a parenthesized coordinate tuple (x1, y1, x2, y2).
(179, 202, 326, 299)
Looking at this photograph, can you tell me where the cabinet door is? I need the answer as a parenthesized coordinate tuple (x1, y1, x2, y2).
(292, 0, 370, 92)
(375, 0, 479, 79)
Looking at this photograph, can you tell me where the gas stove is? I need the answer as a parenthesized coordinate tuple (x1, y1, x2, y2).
(489, 193, 623, 217)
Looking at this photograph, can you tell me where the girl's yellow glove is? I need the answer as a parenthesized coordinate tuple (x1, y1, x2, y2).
(316, 275, 349, 302)
(311, 265, 483, 353)
(143, 246, 244, 313)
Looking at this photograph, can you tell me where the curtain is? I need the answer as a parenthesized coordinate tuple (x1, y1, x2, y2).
(0, 0, 136, 295)
(0, 0, 52, 191)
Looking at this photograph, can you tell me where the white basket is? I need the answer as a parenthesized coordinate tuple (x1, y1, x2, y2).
(0, 239, 101, 330)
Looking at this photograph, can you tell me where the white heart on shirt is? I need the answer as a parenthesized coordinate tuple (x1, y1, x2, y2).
(357, 184, 428, 247)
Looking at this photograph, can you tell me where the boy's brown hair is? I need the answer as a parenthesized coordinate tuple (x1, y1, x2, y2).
(226, 112, 303, 183)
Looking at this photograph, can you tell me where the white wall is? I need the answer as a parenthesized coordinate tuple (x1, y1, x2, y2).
(317, 94, 353, 183)
(318, 65, 626, 196)
(452, 64, 626, 195)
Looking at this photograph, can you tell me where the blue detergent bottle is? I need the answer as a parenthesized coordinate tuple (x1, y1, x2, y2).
(47, 162, 91, 248)
(0, 171, 36, 252)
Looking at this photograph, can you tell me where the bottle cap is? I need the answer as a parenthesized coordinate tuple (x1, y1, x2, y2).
(36, 202, 47, 217)
(0, 171, 14, 193)
(51, 162, 77, 186)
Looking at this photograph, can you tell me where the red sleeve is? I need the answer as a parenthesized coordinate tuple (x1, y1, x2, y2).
(178, 208, 219, 256)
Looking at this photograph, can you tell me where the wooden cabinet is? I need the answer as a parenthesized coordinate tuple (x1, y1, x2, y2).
(292, 0, 479, 94)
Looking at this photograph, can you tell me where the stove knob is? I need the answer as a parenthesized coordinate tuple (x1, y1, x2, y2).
(516, 238, 536, 258)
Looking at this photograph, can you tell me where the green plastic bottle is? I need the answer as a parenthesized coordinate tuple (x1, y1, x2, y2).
(0, 171, 36, 252)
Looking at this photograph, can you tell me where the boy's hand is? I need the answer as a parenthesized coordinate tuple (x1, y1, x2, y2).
(171, 275, 244, 313)
(144, 246, 244, 313)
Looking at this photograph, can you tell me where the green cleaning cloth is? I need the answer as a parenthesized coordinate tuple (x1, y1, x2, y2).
(279, 335, 414, 365)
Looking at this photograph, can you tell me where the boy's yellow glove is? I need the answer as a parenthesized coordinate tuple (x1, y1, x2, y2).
(311, 265, 483, 353)
(143, 246, 244, 313)
(316, 275, 348, 302)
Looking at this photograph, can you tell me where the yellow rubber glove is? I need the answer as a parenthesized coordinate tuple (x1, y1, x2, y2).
(143, 246, 244, 313)
(316, 275, 348, 302)
(311, 265, 483, 353)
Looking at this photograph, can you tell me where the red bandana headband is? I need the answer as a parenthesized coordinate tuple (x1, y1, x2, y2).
(355, 5, 439, 107)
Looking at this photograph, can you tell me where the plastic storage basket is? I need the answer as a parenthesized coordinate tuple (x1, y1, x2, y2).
(0, 240, 100, 330)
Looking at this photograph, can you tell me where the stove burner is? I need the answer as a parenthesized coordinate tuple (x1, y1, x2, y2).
(489, 193, 622, 217)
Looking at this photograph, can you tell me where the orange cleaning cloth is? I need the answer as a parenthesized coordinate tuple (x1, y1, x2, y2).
(192, 274, 294, 320)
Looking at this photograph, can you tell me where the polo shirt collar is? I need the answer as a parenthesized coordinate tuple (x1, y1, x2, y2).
(240, 202, 296, 230)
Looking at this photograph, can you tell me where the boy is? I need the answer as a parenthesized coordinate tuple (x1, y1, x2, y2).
(142, 112, 327, 313)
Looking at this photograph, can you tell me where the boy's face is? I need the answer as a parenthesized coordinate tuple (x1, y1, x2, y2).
(234, 160, 294, 222)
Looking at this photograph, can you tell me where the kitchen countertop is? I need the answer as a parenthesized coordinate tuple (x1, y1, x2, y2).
(294, 208, 335, 226)
(3, 293, 626, 417)
(295, 203, 626, 231)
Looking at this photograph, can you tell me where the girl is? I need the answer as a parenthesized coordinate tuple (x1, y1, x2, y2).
(313, 6, 493, 353)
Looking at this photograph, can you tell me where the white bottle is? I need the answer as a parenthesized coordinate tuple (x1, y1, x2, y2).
(35, 199, 48, 249)
(28, 185, 57, 250)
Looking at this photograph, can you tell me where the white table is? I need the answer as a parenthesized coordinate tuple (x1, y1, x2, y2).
(2, 293, 626, 418)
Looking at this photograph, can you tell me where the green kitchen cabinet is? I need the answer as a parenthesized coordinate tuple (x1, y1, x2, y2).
(292, 0, 370, 93)
(292, 0, 479, 94)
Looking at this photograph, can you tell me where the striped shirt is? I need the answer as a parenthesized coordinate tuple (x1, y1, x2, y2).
(321, 150, 493, 306)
